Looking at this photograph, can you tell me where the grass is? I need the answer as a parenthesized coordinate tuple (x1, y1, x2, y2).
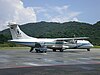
(93, 46, 100, 48)
(0, 47, 30, 50)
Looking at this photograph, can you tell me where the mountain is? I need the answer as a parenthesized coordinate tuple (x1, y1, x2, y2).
(0, 21, 100, 45)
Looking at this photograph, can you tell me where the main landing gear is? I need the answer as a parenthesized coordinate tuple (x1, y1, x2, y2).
(87, 49, 90, 51)
(29, 47, 34, 52)
(60, 49, 64, 52)
(53, 49, 56, 52)
(53, 49, 64, 52)
(29, 47, 47, 53)
(35, 48, 47, 53)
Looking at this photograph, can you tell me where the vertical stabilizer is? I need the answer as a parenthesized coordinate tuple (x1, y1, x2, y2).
(8, 22, 34, 39)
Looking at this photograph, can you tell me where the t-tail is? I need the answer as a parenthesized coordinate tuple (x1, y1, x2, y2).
(8, 22, 34, 39)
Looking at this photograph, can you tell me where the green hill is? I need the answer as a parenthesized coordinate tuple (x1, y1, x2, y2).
(0, 21, 100, 46)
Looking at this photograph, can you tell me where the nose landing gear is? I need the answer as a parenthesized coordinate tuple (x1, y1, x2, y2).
(87, 49, 90, 51)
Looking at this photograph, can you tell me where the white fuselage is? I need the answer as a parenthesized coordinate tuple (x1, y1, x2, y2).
(10, 38, 93, 49)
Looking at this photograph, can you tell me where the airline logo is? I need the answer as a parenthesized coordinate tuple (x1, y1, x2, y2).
(16, 29, 21, 37)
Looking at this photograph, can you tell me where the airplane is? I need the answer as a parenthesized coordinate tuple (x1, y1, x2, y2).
(8, 22, 93, 53)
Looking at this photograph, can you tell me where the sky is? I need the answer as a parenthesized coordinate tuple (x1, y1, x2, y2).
(0, 0, 100, 31)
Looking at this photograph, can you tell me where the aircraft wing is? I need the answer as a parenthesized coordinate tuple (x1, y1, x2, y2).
(55, 37, 89, 41)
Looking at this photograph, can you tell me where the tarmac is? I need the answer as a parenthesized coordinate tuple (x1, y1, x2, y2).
(0, 48, 100, 75)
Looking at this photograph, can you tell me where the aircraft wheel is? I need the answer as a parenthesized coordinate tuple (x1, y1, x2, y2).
(53, 49, 56, 52)
(35, 49, 39, 53)
(60, 49, 63, 52)
(40, 51, 43, 53)
(36, 50, 39, 53)
(29, 47, 34, 52)
(87, 49, 90, 51)
(44, 51, 47, 53)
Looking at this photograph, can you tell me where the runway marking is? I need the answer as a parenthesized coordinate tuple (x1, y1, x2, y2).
(23, 62, 44, 66)
(78, 66, 95, 70)
(21, 62, 66, 67)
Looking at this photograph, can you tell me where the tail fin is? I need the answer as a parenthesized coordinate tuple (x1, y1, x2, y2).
(8, 22, 34, 39)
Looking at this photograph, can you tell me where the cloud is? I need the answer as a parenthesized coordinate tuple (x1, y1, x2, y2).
(0, 0, 36, 31)
(33, 7, 47, 14)
(54, 5, 69, 14)
(34, 5, 81, 23)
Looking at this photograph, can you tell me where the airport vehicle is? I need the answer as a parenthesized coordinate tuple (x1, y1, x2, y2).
(8, 22, 93, 53)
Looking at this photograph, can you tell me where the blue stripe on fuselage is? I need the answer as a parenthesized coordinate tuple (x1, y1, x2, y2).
(73, 43, 91, 48)
(14, 42, 64, 45)
(15, 42, 36, 46)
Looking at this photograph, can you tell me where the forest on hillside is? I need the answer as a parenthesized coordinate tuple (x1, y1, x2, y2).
(0, 21, 100, 46)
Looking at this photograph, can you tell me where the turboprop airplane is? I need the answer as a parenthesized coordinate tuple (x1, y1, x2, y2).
(8, 22, 93, 53)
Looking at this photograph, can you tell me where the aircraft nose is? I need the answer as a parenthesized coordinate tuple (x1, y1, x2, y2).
(90, 44, 94, 47)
